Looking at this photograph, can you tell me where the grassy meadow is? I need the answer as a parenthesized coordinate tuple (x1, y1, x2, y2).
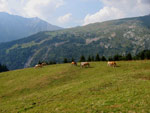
(0, 61, 150, 113)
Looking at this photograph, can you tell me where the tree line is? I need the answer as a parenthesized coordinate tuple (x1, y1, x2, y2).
(2, 49, 150, 72)
(63, 50, 150, 63)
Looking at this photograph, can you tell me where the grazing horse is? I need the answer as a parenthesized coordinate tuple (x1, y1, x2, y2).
(107, 61, 117, 67)
(71, 61, 77, 66)
(34, 64, 43, 68)
(80, 62, 90, 68)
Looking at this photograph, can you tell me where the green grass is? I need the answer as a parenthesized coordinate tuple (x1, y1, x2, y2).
(1, 61, 150, 113)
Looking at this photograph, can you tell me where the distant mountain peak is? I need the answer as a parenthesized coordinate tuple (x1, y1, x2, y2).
(0, 12, 62, 42)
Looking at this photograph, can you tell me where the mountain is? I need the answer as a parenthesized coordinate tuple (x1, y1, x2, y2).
(0, 12, 62, 42)
(0, 15, 150, 70)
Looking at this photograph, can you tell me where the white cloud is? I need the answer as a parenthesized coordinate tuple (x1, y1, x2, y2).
(0, 0, 150, 27)
(83, 0, 150, 25)
(0, 0, 64, 20)
(0, 0, 10, 13)
(84, 7, 124, 25)
(24, 0, 64, 18)
(57, 13, 72, 24)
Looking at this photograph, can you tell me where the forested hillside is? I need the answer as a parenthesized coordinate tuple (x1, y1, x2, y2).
(0, 15, 150, 70)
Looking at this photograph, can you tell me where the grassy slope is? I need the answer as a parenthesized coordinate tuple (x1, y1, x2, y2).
(0, 61, 150, 113)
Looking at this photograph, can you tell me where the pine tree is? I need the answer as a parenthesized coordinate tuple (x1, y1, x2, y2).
(95, 53, 100, 61)
(108, 57, 113, 61)
(71, 57, 75, 62)
(63, 58, 68, 63)
(80, 55, 86, 62)
(101, 56, 107, 61)
(91, 56, 95, 61)
(0, 63, 9, 73)
(87, 55, 91, 62)
(126, 53, 132, 60)
(145, 50, 150, 59)
(113, 54, 122, 61)
(140, 52, 145, 60)
(38, 60, 42, 64)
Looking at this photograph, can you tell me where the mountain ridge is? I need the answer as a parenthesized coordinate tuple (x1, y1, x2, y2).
(0, 15, 150, 70)
(0, 12, 62, 42)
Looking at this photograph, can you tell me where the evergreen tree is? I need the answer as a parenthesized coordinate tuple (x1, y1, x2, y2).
(80, 55, 86, 62)
(136, 50, 145, 60)
(140, 52, 145, 60)
(91, 56, 95, 61)
(87, 55, 91, 62)
(145, 50, 150, 59)
(101, 56, 107, 61)
(0, 63, 9, 73)
(126, 53, 132, 60)
(114, 54, 119, 61)
(113, 54, 123, 61)
(95, 53, 100, 61)
(38, 60, 42, 64)
(63, 58, 68, 63)
(53, 61, 56, 64)
(136, 50, 150, 60)
(71, 57, 75, 62)
(108, 57, 113, 61)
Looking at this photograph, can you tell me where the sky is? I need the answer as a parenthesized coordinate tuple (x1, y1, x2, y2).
(0, 0, 150, 28)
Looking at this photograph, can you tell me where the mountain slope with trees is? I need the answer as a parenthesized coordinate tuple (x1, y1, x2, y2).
(0, 15, 150, 70)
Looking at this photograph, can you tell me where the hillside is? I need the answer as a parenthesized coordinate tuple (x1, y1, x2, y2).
(0, 15, 150, 70)
(0, 12, 62, 42)
(0, 61, 150, 113)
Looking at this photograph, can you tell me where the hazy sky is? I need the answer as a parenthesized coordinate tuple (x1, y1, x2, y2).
(0, 0, 150, 28)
